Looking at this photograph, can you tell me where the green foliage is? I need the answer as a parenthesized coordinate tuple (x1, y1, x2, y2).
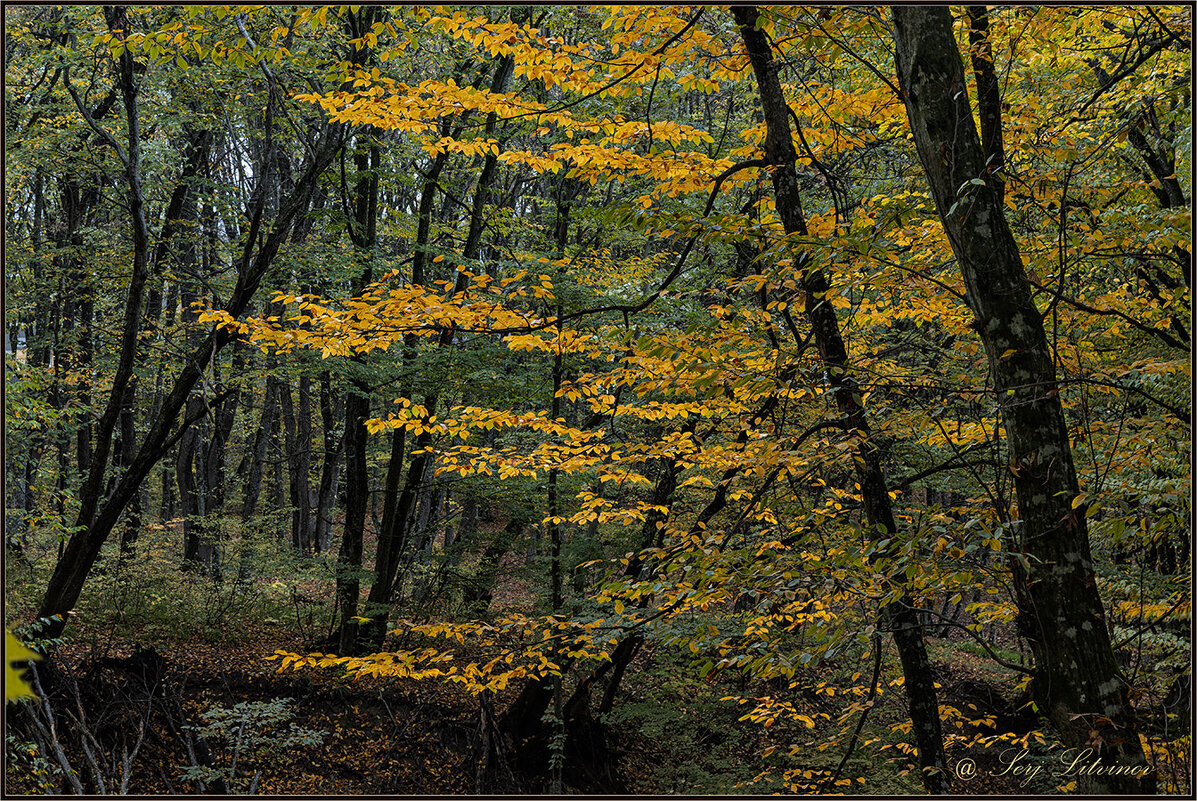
(5, 733, 60, 793)
(181, 698, 325, 793)
(64, 517, 337, 645)
(600, 644, 756, 793)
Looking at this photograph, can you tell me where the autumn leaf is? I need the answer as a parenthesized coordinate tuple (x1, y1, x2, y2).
(5, 630, 39, 704)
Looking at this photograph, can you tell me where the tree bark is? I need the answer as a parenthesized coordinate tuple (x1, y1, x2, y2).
(966, 6, 1005, 207)
(242, 366, 279, 522)
(313, 369, 344, 553)
(335, 382, 371, 655)
(892, 7, 1152, 792)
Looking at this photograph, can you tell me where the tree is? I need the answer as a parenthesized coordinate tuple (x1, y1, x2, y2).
(732, 6, 948, 791)
(6, 6, 1187, 794)
(892, 6, 1152, 792)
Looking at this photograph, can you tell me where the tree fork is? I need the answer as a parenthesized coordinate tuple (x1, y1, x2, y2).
(37, 116, 342, 638)
(893, 7, 1152, 792)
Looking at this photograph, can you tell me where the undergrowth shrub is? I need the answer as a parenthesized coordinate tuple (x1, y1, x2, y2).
(64, 512, 339, 645)
(181, 698, 325, 793)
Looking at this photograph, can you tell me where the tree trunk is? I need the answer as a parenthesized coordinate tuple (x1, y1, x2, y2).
(335, 382, 371, 655)
(69, 6, 150, 541)
(242, 362, 278, 523)
(176, 397, 208, 570)
(331, 6, 388, 657)
(734, 7, 949, 791)
(966, 6, 1005, 208)
(892, 7, 1152, 792)
(461, 517, 525, 615)
(278, 370, 314, 552)
(313, 370, 343, 553)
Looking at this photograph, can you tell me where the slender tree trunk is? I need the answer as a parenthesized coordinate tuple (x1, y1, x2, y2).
(362, 42, 521, 649)
(177, 397, 209, 569)
(242, 368, 278, 522)
(139, 122, 216, 541)
(361, 107, 453, 637)
(199, 340, 243, 571)
(176, 221, 218, 573)
(546, 175, 576, 614)
(313, 370, 343, 553)
(336, 382, 371, 655)
(278, 370, 314, 552)
(734, 7, 949, 791)
(295, 375, 314, 547)
(64, 11, 147, 538)
(331, 6, 388, 656)
(893, 8, 1152, 792)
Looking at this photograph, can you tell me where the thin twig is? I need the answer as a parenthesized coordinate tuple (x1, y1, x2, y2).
(62, 68, 128, 168)
(27, 668, 85, 794)
(824, 633, 883, 791)
(915, 606, 1033, 675)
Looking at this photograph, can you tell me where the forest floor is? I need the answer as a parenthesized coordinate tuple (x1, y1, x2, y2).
(7, 527, 1169, 795)
(5, 618, 1047, 796)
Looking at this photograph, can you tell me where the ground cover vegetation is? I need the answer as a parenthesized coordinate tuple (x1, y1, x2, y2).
(4, 4, 1191, 795)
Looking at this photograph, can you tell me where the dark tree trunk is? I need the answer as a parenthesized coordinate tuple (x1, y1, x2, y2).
(966, 6, 1005, 207)
(242, 369, 277, 523)
(313, 370, 343, 553)
(115, 376, 139, 560)
(270, 393, 288, 541)
(359, 130, 444, 641)
(67, 6, 150, 540)
(278, 370, 314, 552)
(177, 397, 216, 574)
(175, 208, 219, 574)
(295, 375, 314, 547)
(335, 383, 371, 655)
(201, 340, 243, 546)
(734, 7, 950, 792)
(461, 517, 525, 614)
(331, 6, 387, 657)
(892, 7, 1152, 792)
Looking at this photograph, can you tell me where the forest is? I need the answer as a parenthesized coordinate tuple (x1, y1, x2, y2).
(3, 4, 1191, 796)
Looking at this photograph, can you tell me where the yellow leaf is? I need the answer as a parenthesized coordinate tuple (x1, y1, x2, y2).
(6, 630, 39, 703)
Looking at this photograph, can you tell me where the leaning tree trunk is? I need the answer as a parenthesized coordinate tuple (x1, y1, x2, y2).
(37, 73, 341, 638)
(733, 6, 949, 792)
(892, 7, 1152, 793)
